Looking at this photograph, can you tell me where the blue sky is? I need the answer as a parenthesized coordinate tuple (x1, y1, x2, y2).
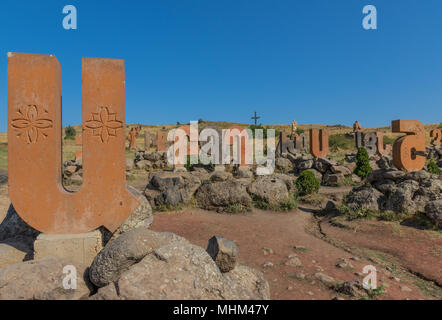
(1, 0, 441, 131)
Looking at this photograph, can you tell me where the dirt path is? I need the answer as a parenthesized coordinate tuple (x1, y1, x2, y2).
(151, 207, 440, 300)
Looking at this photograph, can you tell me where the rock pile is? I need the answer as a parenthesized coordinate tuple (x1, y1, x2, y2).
(0, 225, 269, 300)
(89, 228, 269, 300)
(62, 160, 83, 185)
(344, 168, 442, 225)
(278, 153, 358, 186)
(132, 151, 171, 171)
(143, 169, 298, 212)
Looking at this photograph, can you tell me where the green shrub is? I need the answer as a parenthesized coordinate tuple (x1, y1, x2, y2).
(427, 159, 441, 175)
(225, 203, 250, 213)
(64, 126, 76, 140)
(296, 170, 320, 195)
(354, 147, 372, 179)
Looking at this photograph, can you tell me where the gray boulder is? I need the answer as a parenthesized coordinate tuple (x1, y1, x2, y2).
(101, 186, 153, 244)
(384, 180, 419, 213)
(90, 228, 181, 288)
(210, 171, 233, 182)
(144, 172, 201, 208)
(0, 257, 92, 300)
(195, 180, 252, 212)
(331, 165, 352, 176)
(425, 200, 442, 226)
(91, 233, 269, 300)
(314, 158, 337, 173)
(247, 175, 289, 206)
(206, 236, 238, 273)
(345, 186, 383, 211)
(275, 157, 293, 173)
(125, 158, 134, 171)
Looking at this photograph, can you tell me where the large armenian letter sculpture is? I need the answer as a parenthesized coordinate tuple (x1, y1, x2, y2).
(309, 129, 329, 158)
(8, 53, 140, 234)
(391, 120, 426, 172)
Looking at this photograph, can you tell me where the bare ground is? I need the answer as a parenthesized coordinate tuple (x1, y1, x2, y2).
(150, 186, 442, 300)
(0, 175, 440, 300)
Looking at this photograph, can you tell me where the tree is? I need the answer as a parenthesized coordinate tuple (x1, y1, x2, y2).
(64, 126, 76, 140)
(354, 147, 372, 179)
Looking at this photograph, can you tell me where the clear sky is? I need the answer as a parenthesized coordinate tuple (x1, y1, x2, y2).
(1, 0, 441, 131)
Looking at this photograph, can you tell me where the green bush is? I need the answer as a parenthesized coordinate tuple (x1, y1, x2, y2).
(354, 147, 372, 179)
(64, 126, 76, 140)
(427, 159, 441, 175)
(296, 170, 320, 195)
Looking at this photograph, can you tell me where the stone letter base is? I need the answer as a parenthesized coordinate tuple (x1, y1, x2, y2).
(34, 230, 102, 267)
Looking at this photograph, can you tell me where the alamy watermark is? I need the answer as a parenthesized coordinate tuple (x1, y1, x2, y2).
(62, 5, 77, 30)
(362, 5, 377, 30)
(62, 265, 77, 290)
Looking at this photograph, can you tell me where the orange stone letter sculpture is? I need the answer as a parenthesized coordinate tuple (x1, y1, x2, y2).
(309, 129, 329, 158)
(8, 53, 140, 234)
(430, 129, 441, 146)
(391, 120, 426, 172)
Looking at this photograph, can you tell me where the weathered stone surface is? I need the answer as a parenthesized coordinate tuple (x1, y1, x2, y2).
(313, 158, 336, 173)
(0, 257, 92, 300)
(296, 159, 314, 171)
(0, 241, 29, 269)
(425, 200, 442, 225)
(323, 173, 344, 186)
(367, 169, 405, 183)
(196, 180, 252, 211)
(236, 166, 253, 179)
(135, 160, 151, 170)
(345, 186, 383, 211)
(417, 179, 442, 201)
(210, 171, 233, 182)
(144, 172, 201, 208)
(102, 186, 153, 243)
(272, 173, 297, 193)
(275, 157, 293, 172)
(90, 228, 181, 288)
(223, 265, 270, 300)
(91, 235, 269, 300)
(351, 174, 362, 184)
(331, 165, 352, 176)
(403, 170, 431, 182)
(34, 231, 102, 267)
(384, 180, 420, 213)
(315, 272, 337, 287)
(206, 236, 238, 273)
(247, 175, 289, 205)
(374, 179, 395, 194)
